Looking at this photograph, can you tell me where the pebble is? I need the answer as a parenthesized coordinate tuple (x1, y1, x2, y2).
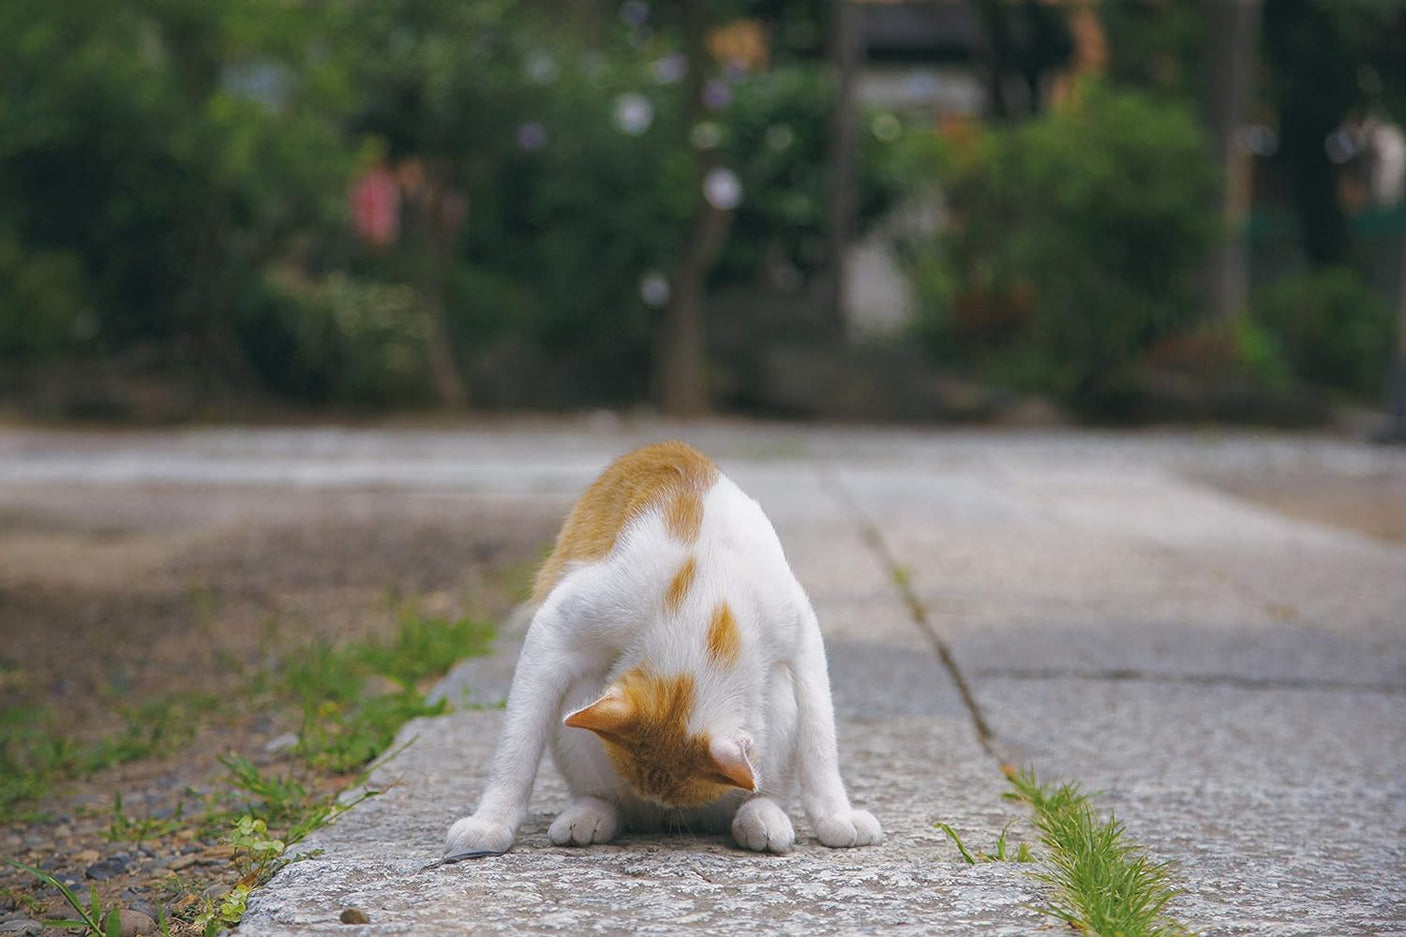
(86, 857, 129, 881)
(74, 849, 101, 864)
(264, 732, 299, 754)
(167, 854, 198, 871)
(0, 919, 42, 936)
(106, 909, 157, 937)
(340, 908, 370, 924)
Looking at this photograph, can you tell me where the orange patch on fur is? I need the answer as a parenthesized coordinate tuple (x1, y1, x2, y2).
(664, 491, 704, 542)
(706, 602, 741, 667)
(532, 442, 718, 604)
(665, 557, 697, 613)
(599, 668, 731, 806)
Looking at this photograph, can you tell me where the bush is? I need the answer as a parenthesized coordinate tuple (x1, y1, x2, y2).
(911, 83, 1220, 406)
(1252, 266, 1395, 396)
(0, 233, 92, 359)
(239, 272, 437, 406)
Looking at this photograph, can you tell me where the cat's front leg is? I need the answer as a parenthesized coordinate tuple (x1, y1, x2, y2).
(445, 607, 579, 857)
(790, 607, 884, 849)
(548, 797, 620, 846)
(731, 796, 796, 853)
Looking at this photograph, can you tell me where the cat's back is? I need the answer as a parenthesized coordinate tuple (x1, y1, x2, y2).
(533, 441, 720, 604)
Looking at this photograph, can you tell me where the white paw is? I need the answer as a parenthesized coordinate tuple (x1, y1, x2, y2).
(731, 798, 795, 854)
(549, 798, 620, 847)
(445, 814, 514, 856)
(812, 808, 883, 848)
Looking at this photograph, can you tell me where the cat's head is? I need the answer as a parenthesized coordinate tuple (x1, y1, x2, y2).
(564, 666, 755, 807)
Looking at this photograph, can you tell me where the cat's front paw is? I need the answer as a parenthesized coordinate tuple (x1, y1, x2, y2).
(812, 808, 883, 848)
(445, 814, 514, 856)
(549, 797, 619, 846)
(731, 797, 795, 854)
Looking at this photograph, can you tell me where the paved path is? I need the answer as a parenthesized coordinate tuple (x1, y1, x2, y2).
(4, 422, 1404, 934)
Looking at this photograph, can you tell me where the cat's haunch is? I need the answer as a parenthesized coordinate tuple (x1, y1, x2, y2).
(445, 441, 882, 855)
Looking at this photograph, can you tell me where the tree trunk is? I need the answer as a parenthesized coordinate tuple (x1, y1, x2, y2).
(1202, 0, 1261, 320)
(822, 0, 860, 340)
(1383, 235, 1406, 441)
(1262, 0, 1355, 266)
(419, 160, 467, 409)
(973, 0, 1012, 119)
(654, 0, 728, 417)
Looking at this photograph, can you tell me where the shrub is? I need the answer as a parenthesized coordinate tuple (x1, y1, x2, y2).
(1252, 266, 1395, 396)
(239, 272, 437, 406)
(0, 233, 92, 359)
(912, 83, 1221, 407)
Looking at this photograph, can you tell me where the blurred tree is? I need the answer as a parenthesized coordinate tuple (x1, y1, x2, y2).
(655, 0, 729, 416)
(1202, 0, 1260, 321)
(1099, 0, 1205, 101)
(1261, 0, 1357, 266)
(0, 0, 353, 373)
(913, 84, 1219, 408)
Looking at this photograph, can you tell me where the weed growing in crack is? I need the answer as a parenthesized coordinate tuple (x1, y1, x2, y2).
(936, 820, 1033, 864)
(1003, 766, 1193, 937)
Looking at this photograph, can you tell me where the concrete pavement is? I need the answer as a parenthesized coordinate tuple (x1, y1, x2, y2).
(3, 422, 1402, 934)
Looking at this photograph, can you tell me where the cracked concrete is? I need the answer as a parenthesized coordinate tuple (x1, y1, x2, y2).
(3, 423, 1402, 934)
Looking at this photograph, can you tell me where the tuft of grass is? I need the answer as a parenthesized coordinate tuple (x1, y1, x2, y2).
(937, 820, 1033, 865)
(1, 693, 214, 822)
(1004, 766, 1192, 937)
(190, 750, 389, 935)
(103, 791, 189, 844)
(280, 608, 490, 773)
(4, 858, 129, 937)
(355, 608, 494, 688)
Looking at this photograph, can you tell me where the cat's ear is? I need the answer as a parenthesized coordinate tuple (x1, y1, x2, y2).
(563, 686, 635, 741)
(707, 735, 756, 792)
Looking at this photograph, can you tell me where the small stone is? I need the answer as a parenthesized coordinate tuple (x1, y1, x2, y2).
(340, 908, 370, 924)
(167, 854, 198, 871)
(104, 908, 157, 937)
(264, 731, 299, 755)
(86, 857, 129, 881)
(0, 919, 42, 936)
(74, 849, 101, 863)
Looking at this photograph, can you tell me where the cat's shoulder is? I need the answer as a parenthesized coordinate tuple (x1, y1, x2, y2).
(533, 442, 721, 603)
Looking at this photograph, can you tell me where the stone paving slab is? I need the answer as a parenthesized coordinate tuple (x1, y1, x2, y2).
(4, 423, 1404, 934)
(238, 612, 1039, 935)
(834, 447, 1406, 936)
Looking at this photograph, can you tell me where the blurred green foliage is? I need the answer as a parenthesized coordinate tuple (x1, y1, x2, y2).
(0, 0, 353, 360)
(911, 84, 1220, 407)
(0, 0, 911, 408)
(1252, 266, 1396, 396)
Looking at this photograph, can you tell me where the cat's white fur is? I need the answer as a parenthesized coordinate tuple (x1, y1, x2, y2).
(445, 466, 881, 855)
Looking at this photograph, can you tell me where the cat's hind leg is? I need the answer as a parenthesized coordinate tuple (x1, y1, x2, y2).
(549, 797, 620, 846)
(731, 797, 795, 853)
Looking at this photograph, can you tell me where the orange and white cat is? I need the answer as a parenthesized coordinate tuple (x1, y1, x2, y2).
(445, 441, 881, 855)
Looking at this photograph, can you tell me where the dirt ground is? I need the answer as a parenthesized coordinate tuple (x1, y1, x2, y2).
(0, 484, 564, 934)
(1197, 469, 1406, 545)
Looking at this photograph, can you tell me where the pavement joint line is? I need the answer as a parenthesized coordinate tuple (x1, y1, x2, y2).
(818, 467, 997, 756)
(973, 665, 1406, 696)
